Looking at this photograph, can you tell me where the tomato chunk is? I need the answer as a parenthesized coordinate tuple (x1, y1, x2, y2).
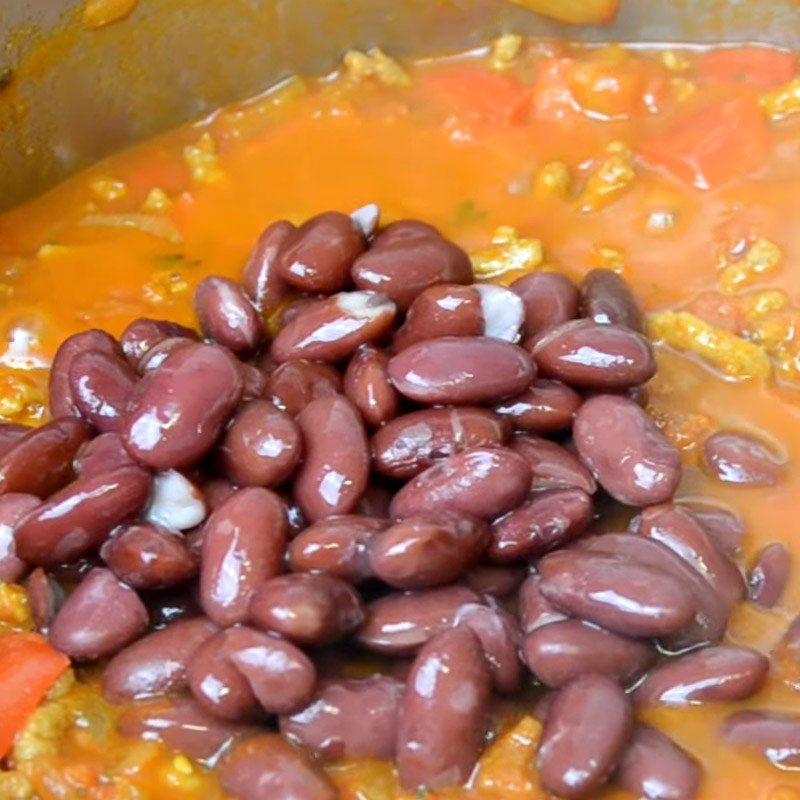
(698, 46, 797, 89)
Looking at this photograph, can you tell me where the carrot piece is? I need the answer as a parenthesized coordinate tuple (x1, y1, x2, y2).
(0, 633, 69, 758)
(698, 46, 797, 89)
(508, 0, 621, 25)
(640, 97, 771, 191)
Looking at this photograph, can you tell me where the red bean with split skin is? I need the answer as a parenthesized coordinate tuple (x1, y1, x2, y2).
(702, 430, 784, 486)
(249, 573, 364, 645)
(194, 276, 263, 354)
(495, 379, 582, 434)
(356, 585, 480, 655)
(511, 436, 597, 494)
(267, 360, 342, 418)
(372, 407, 511, 481)
(49, 568, 148, 661)
(120, 318, 198, 369)
(538, 673, 633, 799)
(523, 619, 654, 688)
(27, 568, 64, 634)
(74, 433, 136, 477)
(0, 493, 39, 581)
(681, 502, 745, 557)
(271, 291, 397, 363)
(749, 542, 790, 608)
(464, 563, 525, 598)
(390, 446, 531, 521)
(388, 337, 535, 405)
(397, 626, 491, 791)
(0, 423, 31, 458)
(343, 345, 398, 428)
(123, 343, 243, 470)
(510, 271, 580, 337)
(103, 617, 218, 703)
(720, 710, 800, 769)
(241, 219, 294, 312)
(68, 349, 137, 433)
(574, 395, 681, 506)
(519, 573, 568, 634)
(581, 268, 644, 331)
(368, 511, 489, 589)
(280, 676, 404, 760)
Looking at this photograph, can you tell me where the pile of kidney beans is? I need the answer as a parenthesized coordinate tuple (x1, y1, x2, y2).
(0, 207, 797, 800)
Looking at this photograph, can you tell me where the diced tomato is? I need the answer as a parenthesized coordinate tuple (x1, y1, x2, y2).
(0, 633, 69, 758)
(508, 0, 621, 25)
(531, 58, 580, 121)
(640, 96, 771, 191)
(698, 46, 797, 89)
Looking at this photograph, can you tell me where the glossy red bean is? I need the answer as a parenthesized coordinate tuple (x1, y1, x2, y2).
(119, 318, 198, 369)
(271, 291, 396, 363)
(489, 487, 593, 563)
(388, 337, 535, 405)
(144, 586, 202, 629)
(220, 399, 302, 487)
(573, 395, 681, 506)
(519, 573, 568, 634)
(702, 430, 784, 486)
(27, 568, 63, 634)
(67, 349, 136, 433)
(580, 268, 644, 331)
(538, 673, 632, 799)
(239, 362, 267, 401)
(0, 493, 39, 581)
(49, 568, 148, 661)
(202, 477, 238, 512)
(372, 407, 511, 481)
(103, 617, 218, 703)
(194, 276, 263, 353)
(681, 501, 745, 557)
(615, 725, 701, 800)
(397, 627, 491, 790)
(538, 549, 695, 638)
(200, 487, 288, 627)
(123, 343, 243, 470)
(511, 436, 597, 494)
(510, 271, 580, 337)
(74, 432, 136, 477)
(280, 676, 403, 760)
(532, 319, 655, 389)
(287, 514, 388, 583)
(101, 523, 198, 590)
(220, 734, 336, 800)
(267, 360, 343, 417)
(137, 335, 197, 373)
(356, 482, 393, 517)
(390, 446, 531, 521)
(0, 423, 30, 458)
(463, 563, 526, 598)
(14, 465, 151, 566)
(720, 710, 800, 769)
(343, 345, 398, 428)
(249, 573, 364, 645)
(356, 585, 480, 655)
(494, 379, 582, 435)
(523, 620, 653, 689)
(369, 511, 489, 589)
(241, 219, 294, 313)
(749, 542, 790, 608)
(294, 396, 369, 522)
(0, 417, 91, 497)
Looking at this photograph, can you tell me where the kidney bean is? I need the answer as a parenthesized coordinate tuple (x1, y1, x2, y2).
(532, 320, 655, 389)
(390, 446, 531, 522)
(539, 549, 695, 638)
(27, 568, 64, 634)
(119, 317, 198, 369)
(372, 407, 511, 481)
(474, 284, 525, 342)
(464, 563, 526, 598)
(202, 477, 237, 512)
(49, 329, 121, 417)
(0, 493, 39, 581)
(74, 433, 136, 478)
(702, 430, 784, 486)
(249, 573, 364, 645)
(280, 675, 403, 760)
(137, 335, 197, 373)
(119, 696, 255, 762)
(351, 203, 381, 238)
(510, 271, 580, 337)
(14, 465, 151, 566)
(511, 436, 597, 494)
(343, 345, 398, 428)
(143, 585, 202, 629)
(489, 487, 593, 563)
(123, 343, 243, 470)
(615, 724, 701, 800)
(101, 523, 198, 590)
(720, 710, 800, 769)
(49, 568, 148, 661)
(633, 504, 745, 606)
(239, 363, 267, 402)
(103, 617, 218, 703)
(574, 395, 681, 506)
(267, 360, 342, 417)
(283, 497, 307, 538)
(288, 514, 388, 583)
(194, 276, 263, 354)
(369, 511, 489, 589)
(220, 734, 336, 800)
(749, 543, 790, 608)
(278, 296, 325, 329)
(397, 627, 490, 790)
(220, 399, 302, 487)
(271, 291, 397, 363)
(356, 585, 480, 655)
(389, 337, 535, 405)
(519, 573, 568, 633)
(0, 417, 91, 497)
(188, 625, 316, 719)
(67, 350, 136, 433)
(241, 219, 294, 313)
(200, 487, 288, 627)
(356, 482, 393, 517)
(294, 396, 369, 522)
(495, 379, 582, 435)
(0, 423, 31, 458)
(580, 268, 644, 331)
(523, 620, 653, 689)
(681, 501, 745, 557)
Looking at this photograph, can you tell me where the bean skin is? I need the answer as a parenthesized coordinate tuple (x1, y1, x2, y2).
(390, 446, 532, 521)
(74, 432, 136, 478)
(539, 673, 632, 799)
(343, 345, 398, 428)
(294, 396, 370, 522)
(634, 645, 769, 707)
(388, 336, 535, 405)
(68, 349, 137, 433)
(511, 436, 597, 494)
(464, 563, 526, 599)
(0, 493, 39, 581)
(119, 318, 198, 369)
(702, 430, 784, 486)
(267, 360, 343, 418)
(49, 568, 148, 661)
(510, 271, 580, 337)
(27, 568, 64, 634)
(397, 627, 491, 791)
(519, 573, 568, 634)
(720, 710, 800, 770)
(194, 275, 263, 353)
(241, 219, 294, 313)
(748, 542, 791, 608)
(573, 395, 681, 506)
(580, 268, 644, 331)
(494, 379, 582, 435)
